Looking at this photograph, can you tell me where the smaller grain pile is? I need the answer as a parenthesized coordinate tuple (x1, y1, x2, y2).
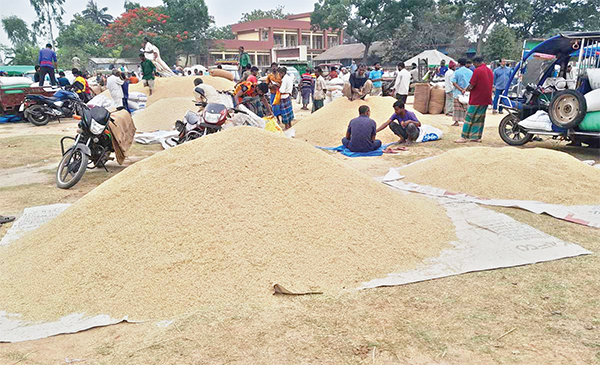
(294, 96, 403, 146)
(0, 127, 454, 322)
(133, 97, 195, 132)
(400, 146, 600, 205)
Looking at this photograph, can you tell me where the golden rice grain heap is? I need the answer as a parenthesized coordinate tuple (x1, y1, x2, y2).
(294, 96, 408, 146)
(102, 75, 234, 106)
(133, 97, 195, 132)
(0, 127, 454, 322)
(400, 146, 600, 205)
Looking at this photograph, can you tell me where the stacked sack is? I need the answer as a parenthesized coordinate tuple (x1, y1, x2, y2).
(325, 78, 345, 105)
(428, 86, 446, 114)
(128, 91, 148, 112)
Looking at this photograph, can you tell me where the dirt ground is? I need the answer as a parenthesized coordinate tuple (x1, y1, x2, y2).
(1, 99, 599, 364)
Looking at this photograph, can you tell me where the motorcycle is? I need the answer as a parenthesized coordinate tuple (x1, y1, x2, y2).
(56, 104, 114, 189)
(22, 89, 82, 126)
(175, 101, 233, 143)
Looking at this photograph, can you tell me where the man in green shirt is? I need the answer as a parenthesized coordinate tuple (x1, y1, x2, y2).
(238, 46, 251, 79)
(140, 53, 156, 96)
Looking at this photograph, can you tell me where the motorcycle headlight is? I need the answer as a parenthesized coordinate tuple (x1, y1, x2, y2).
(204, 113, 220, 124)
(89, 119, 106, 135)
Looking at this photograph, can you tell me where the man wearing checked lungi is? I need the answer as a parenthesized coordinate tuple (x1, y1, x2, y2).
(455, 56, 493, 143)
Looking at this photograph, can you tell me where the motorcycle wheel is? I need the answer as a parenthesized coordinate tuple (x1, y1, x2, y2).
(26, 105, 50, 126)
(56, 148, 89, 189)
(498, 114, 533, 146)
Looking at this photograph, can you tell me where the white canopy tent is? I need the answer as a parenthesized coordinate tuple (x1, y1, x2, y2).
(405, 50, 456, 67)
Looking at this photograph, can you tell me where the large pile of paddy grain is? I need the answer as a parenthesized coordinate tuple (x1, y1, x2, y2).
(0, 127, 454, 322)
(400, 146, 600, 205)
(294, 96, 415, 146)
(133, 97, 195, 132)
(102, 75, 234, 106)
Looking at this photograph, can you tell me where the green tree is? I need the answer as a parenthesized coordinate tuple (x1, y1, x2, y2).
(162, 0, 213, 60)
(207, 25, 235, 40)
(484, 24, 520, 61)
(124, 1, 141, 11)
(463, 0, 528, 54)
(29, 0, 66, 45)
(1, 16, 38, 65)
(82, 0, 114, 26)
(56, 14, 114, 70)
(312, 0, 411, 61)
(239, 6, 287, 22)
(385, 1, 469, 62)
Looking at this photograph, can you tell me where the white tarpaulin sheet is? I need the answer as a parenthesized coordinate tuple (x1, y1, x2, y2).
(382, 168, 600, 229)
(0, 313, 130, 343)
(360, 197, 592, 289)
(0, 203, 71, 246)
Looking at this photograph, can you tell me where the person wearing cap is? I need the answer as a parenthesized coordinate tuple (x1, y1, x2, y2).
(444, 61, 457, 116)
(38, 43, 58, 86)
(437, 59, 448, 77)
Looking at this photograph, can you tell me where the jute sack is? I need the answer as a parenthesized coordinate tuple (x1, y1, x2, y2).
(428, 86, 446, 114)
(109, 109, 137, 165)
(209, 69, 235, 82)
(413, 83, 431, 114)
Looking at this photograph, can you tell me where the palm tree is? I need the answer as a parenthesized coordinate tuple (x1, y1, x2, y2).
(82, 0, 113, 26)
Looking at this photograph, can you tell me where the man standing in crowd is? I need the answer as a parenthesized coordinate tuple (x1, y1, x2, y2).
(369, 62, 384, 96)
(466, 60, 476, 71)
(266, 63, 282, 123)
(455, 56, 493, 143)
(247, 66, 259, 84)
(140, 53, 156, 96)
(107, 69, 125, 108)
(313, 67, 326, 112)
(300, 69, 314, 110)
(350, 60, 358, 73)
(451, 58, 473, 126)
(393, 62, 411, 104)
(492, 59, 511, 114)
(238, 46, 251, 79)
(72, 55, 81, 70)
(444, 61, 456, 116)
(72, 68, 91, 102)
(410, 63, 419, 82)
(141, 37, 174, 76)
(38, 43, 57, 86)
(437, 59, 448, 77)
(343, 64, 372, 101)
(376, 101, 421, 143)
(342, 105, 382, 152)
(278, 67, 295, 129)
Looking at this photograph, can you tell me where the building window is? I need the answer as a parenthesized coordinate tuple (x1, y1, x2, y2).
(285, 34, 298, 47)
(302, 35, 310, 46)
(274, 34, 283, 48)
(313, 35, 323, 49)
(328, 36, 338, 47)
(262, 30, 269, 41)
(257, 54, 270, 67)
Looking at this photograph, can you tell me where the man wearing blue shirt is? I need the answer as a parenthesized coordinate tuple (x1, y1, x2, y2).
(493, 59, 511, 114)
(369, 62, 384, 96)
(342, 105, 382, 152)
(38, 43, 58, 86)
(451, 58, 473, 126)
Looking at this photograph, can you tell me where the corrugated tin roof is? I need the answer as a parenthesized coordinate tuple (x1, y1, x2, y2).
(313, 41, 386, 61)
(89, 58, 140, 65)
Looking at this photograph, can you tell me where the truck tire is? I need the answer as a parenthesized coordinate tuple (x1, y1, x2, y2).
(548, 90, 586, 129)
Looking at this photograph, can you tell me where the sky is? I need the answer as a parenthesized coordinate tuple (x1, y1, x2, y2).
(0, 0, 314, 46)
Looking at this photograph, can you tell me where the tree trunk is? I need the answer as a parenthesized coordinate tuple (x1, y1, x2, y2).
(476, 20, 493, 55)
(362, 42, 371, 63)
(47, 4, 54, 46)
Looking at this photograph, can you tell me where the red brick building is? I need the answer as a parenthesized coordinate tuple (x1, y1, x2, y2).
(208, 13, 343, 68)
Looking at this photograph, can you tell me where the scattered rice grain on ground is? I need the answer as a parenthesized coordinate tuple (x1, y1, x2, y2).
(399, 146, 600, 205)
(0, 127, 454, 322)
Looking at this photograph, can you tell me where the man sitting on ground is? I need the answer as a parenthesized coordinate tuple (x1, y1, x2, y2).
(376, 101, 421, 143)
(342, 105, 382, 152)
(343, 64, 373, 101)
